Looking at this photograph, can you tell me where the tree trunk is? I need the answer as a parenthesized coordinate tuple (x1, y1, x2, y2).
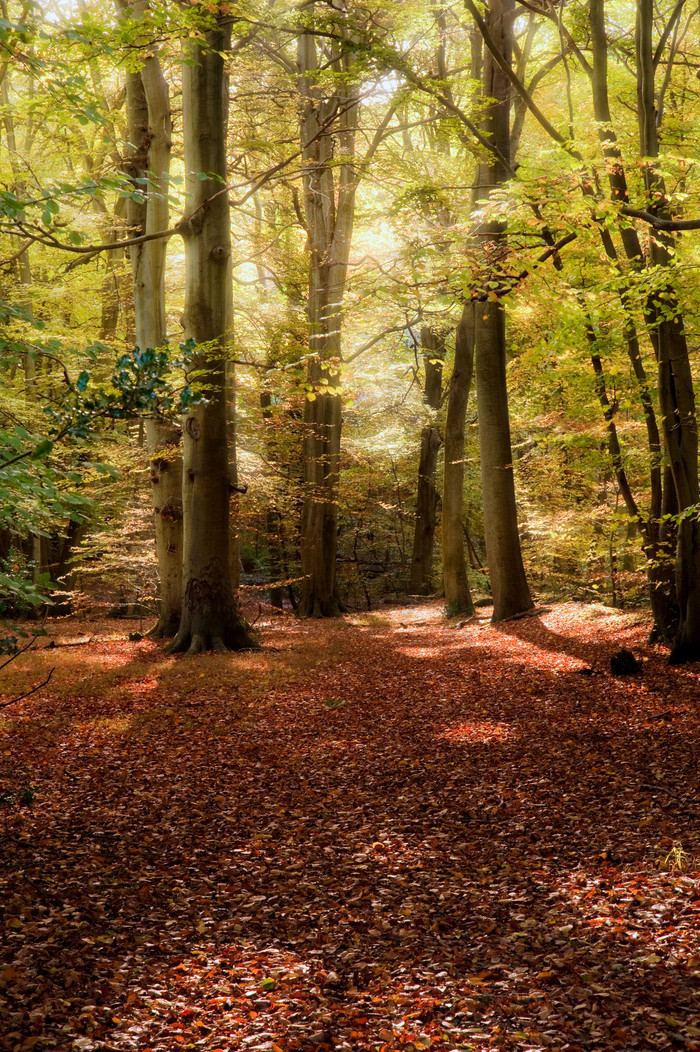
(409, 328, 444, 595)
(475, 299, 532, 619)
(649, 465, 679, 642)
(168, 16, 252, 654)
(410, 426, 441, 594)
(587, 0, 700, 660)
(146, 420, 182, 636)
(296, 17, 358, 617)
(260, 390, 285, 609)
(442, 309, 475, 615)
(635, 0, 697, 658)
(121, 2, 183, 638)
(473, 0, 533, 621)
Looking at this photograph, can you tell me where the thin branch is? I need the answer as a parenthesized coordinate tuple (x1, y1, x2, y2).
(0, 668, 54, 709)
(653, 0, 687, 67)
(345, 318, 422, 364)
(0, 634, 41, 673)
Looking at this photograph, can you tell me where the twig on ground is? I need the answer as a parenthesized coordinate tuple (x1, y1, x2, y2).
(0, 668, 55, 709)
(640, 783, 700, 806)
(43, 638, 92, 649)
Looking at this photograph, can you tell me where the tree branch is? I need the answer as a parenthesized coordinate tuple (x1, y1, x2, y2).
(0, 668, 54, 709)
(619, 204, 700, 230)
(464, 0, 583, 162)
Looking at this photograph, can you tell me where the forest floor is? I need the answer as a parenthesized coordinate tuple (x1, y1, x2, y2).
(1, 601, 699, 1052)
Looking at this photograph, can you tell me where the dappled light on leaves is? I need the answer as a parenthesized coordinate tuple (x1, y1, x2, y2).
(437, 721, 516, 745)
(0, 604, 699, 1052)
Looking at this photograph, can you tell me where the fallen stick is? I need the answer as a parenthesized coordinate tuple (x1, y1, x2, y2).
(0, 668, 55, 709)
(43, 638, 92, 649)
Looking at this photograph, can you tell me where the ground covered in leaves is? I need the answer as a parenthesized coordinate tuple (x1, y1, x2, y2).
(1, 602, 699, 1052)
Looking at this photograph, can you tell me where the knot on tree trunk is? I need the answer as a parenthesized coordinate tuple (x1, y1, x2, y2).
(210, 244, 230, 262)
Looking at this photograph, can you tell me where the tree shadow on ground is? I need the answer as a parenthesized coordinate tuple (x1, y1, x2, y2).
(489, 607, 656, 670)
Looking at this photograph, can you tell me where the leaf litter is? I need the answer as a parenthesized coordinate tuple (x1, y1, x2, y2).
(0, 602, 699, 1052)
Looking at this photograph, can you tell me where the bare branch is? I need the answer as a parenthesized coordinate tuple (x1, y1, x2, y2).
(0, 668, 54, 709)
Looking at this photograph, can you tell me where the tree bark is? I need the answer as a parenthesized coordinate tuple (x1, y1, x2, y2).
(121, 1, 183, 638)
(442, 310, 475, 615)
(409, 328, 444, 595)
(168, 15, 252, 654)
(588, 0, 699, 659)
(473, 0, 533, 621)
(260, 390, 285, 609)
(635, 1, 700, 661)
(146, 421, 182, 635)
(296, 15, 358, 617)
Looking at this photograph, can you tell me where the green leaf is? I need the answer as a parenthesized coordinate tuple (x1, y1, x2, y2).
(32, 439, 53, 460)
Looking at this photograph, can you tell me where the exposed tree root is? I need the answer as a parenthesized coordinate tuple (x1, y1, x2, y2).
(166, 623, 257, 656)
(146, 617, 178, 641)
(495, 604, 543, 624)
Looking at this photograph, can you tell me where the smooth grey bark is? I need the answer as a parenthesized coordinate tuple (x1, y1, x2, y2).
(442, 311, 475, 615)
(80, 18, 129, 342)
(121, 13, 183, 638)
(145, 421, 182, 634)
(473, 0, 533, 621)
(296, 16, 358, 617)
(409, 328, 444, 595)
(168, 16, 252, 654)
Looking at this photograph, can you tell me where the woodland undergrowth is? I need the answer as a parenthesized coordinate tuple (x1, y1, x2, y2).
(0, 603, 699, 1052)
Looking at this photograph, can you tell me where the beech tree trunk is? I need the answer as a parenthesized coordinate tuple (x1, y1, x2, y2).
(473, 0, 533, 621)
(121, 0, 183, 637)
(145, 421, 182, 634)
(409, 329, 444, 595)
(442, 311, 475, 615)
(260, 390, 285, 609)
(296, 16, 358, 617)
(168, 16, 252, 654)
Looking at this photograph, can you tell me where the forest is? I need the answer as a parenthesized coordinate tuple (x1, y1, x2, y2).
(1, 1, 700, 1051)
(1, 0, 700, 658)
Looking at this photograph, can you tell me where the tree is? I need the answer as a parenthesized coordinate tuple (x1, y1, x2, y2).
(168, 11, 252, 654)
(442, 311, 475, 615)
(471, 0, 533, 621)
(409, 327, 444, 595)
(295, 3, 359, 617)
(634, 0, 700, 663)
(586, 0, 700, 660)
(119, 0, 182, 638)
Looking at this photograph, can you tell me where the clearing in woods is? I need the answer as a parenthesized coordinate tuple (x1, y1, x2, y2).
(1, 602, 699, 1052)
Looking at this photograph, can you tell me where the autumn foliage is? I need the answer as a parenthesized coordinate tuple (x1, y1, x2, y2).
(1, 604, 699, 1051)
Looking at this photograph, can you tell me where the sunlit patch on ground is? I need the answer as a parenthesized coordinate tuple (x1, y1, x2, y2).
(437, 720, 517, 744)
(395, 644, 450, 658)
